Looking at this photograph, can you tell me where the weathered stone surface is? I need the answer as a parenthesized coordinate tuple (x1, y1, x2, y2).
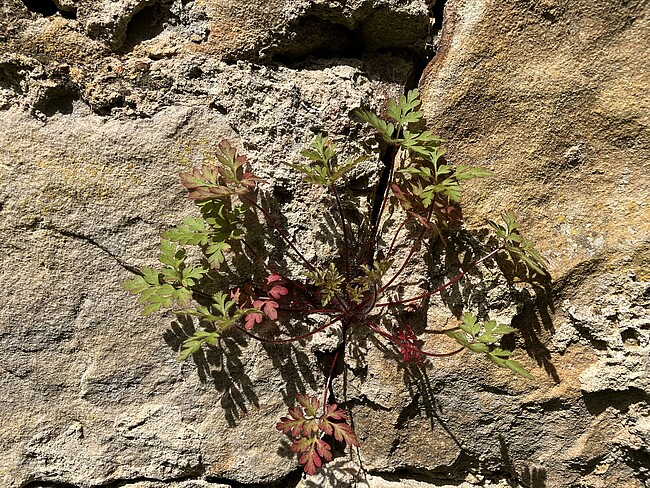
(1, 0, 649, 487)
(418, 0, 650, 486)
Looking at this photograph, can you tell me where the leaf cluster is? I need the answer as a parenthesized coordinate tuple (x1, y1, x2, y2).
(346, 258, 393, 304)
(176, 291, 259, 359)
(304, 263, 345, 306)
(179, 140, 263, 200)
(162, 201, 243, 269)
(288, 133, 366, 186)
(489, 211, 548, 274)
(446, 312, 533, 379)
(357, 89, 492, 229)
(276, 394, 359, 475)
(122, 88, 548, 476)
(122, 241, 208, 315)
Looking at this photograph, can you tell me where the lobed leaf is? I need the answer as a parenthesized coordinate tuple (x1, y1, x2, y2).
(162, 218, 212, 246)
(354, 109, 395, 141)
(320, 405, 360, 446)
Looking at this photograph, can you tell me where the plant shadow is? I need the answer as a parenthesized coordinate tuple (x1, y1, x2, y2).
(164, 307, 329, 426)
(422, 227, 558, 382)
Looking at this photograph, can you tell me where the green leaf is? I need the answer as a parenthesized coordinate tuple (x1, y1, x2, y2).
(399, 130, 444, 156)
(478, 320, 517, 344)
(460, 312, 480, 337)
(206, 240, 231, 268)
(212, 291, 233, 315)
(162, 218, 211, 245)
(504, 359, 534, 379)
(158, 240, 185, 270)
(330, 155, 367, 183)
(181, 266, 209, 287)
(489, 212, 548, 274)
(122, 274, 151, 295)
(487, 349, 534, 379)
(446, 330, 469, 346)
(291, 135, 367, 187)
(387, 89, 423, 126)
(354, 109, 395, 141)
(123, 267, 192, 316)
(467, 342, 491, 353)
(300, 133, 336, 164)
(178, 340, 201, 361)
(178, 329, 221, 361)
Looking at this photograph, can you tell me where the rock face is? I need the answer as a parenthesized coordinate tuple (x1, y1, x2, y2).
(0, 1, 648, 488)
(418, 0, 650, 487)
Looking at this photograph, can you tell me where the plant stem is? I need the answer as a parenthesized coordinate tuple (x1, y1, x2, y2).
(375, 247, 503, 307)
(363, 320, 464, 358)
(241, 238, 275, 274)
(323, 349, 340, 412)
(276, 305, 337, 314)
(378, 226, 426, 294)
(365, 142, 398, 264)
(331, 184, 351, 281)
(242, 195, 318, 273)
(235, 313, 344, 344)
(386, 216, 411, 257)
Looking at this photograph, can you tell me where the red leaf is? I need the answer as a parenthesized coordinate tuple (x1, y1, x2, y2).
(269, 284, 289, 300)
(266, 274, 283, 284)
(321, 403, 347, 421)
(276, 415, 303, 437)
(299, 442, 322, 475)
(245, 303, 264, 330)
(320, 404, 359, 447)
(394, 324, 423, 364)
(294, 437, 332, 475)
(329, 421, 359, 447)
(262, 300, 279, 320)
(296, 394, 319, 417)
(314, 438, 333, 462)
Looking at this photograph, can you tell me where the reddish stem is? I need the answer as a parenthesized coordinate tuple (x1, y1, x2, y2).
(378, 226, 426, 294)
(331, 184, 351, 281)
(323, 349, 340, 413)
(363, 320, 465, 358)
(386, 216, 411, 257)
(375, 247, 503, 307)
(276, 305, 337, 314)
(235, 313, 344, 344)
(378, 206, 432, 294)
(365, 143, 399, 264)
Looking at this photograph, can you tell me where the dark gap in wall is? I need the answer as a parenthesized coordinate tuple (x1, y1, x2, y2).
(205, 468, 303, 488)
(21, 481, 78, 488)
(269, 15, 360, 64)
(583, 387, 649, 416)
(21, 0, 58, 16)
(33, 86, 80, 117)
(121, 2, 173, 54)
(59, 9, 77, 20)
(20, 0, 76, 18)
(0, 62, 25, 94)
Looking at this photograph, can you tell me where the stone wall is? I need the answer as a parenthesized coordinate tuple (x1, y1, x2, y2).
(1, 0, 648, 487)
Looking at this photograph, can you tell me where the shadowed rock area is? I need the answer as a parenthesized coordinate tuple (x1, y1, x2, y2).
(0, 0, 648, 487)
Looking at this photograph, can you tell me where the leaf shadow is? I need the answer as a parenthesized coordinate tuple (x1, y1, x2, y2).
(164, 314, 260, 427)
(422, 227, 558, 382)
(499, 435, 548, 488)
